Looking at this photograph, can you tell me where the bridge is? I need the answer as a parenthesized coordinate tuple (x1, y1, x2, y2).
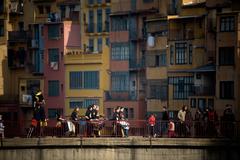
(0, 137, 240, 160)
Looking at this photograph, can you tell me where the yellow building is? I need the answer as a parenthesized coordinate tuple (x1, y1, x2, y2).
(64, 46, 110, 116)
(0, 0, 9, 98)
(64, 0, 111, 116)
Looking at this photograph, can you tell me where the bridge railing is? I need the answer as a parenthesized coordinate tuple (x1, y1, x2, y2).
(1, 119, 240, 139)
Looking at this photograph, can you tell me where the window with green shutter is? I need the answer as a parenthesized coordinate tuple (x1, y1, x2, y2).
(48, 24, 60, 39)
(48, 80, 60, 96)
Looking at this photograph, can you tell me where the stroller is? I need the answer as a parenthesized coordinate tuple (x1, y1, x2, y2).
(27, 118, 38, 138)
(65, 120, 76, 136)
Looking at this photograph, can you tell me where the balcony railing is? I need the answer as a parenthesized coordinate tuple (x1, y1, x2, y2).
(169, 29, 194, 41)
(8, 31, 30, 42)
(192, 86, 215, 96)
(3, 119, 240, 138)
(129, 58, 145, 70)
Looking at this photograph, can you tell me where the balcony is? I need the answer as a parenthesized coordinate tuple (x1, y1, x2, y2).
(192, 86, 215, 96)
(8, 31, 30, 42)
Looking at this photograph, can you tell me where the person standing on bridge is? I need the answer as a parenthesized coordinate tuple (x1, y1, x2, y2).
(148, 114, 156, 137)
(177, 105, 187, 137)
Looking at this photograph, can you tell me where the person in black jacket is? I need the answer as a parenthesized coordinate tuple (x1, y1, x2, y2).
(160, 106, 169, 137)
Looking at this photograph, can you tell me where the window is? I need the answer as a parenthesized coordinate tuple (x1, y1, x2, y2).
(169, 76, 193, 99)
(111, 72, 129, 91)
(70, 99, 99, 109)
(38, 5, 44, 14)
(0, 20, 4, 37)
(69, 71, 99, 89)
(0, 1, 3, 13)
(97, 9, 102, 32)
(97, 0, 102, 4)
(208, 99, 214, 108)
(150, 85, 167, 100)
(48, 24, 60, 39)
(220, 16, 235, 32)
(70, 72, 82, 89)
(97, 38, 102, 52)
(88, 38, 94, 52)
(106, 38, 110, 46)
(125, 108, 134, 119)
(219, 47, 235, 66)
(198, 98, 206, 112)
(88, 10, 94, 33)
(220, 81, 234, 99)
(48, 80, 60, 96)
(88, 0, 94, 5)
(70, 101, 83, 109)
(175, 43, 187, 64)
(84, 71, 99, 89)
(143, 0, 154, 2)
(155, 53, 166, 67)
(60, 5, 66, 19)
(48, 108, 63, 119)
(111, 16, 128, 31)
(105, 8, 111, 32)
(190, 98, 196, 108)
(45, 6, 51, 14)
(111, 43, 129, 60)
(106, 108, 113, 119)
(189, 44, 193, 64)
(48, 48, 59, 64)
(170, 45, 174, 65)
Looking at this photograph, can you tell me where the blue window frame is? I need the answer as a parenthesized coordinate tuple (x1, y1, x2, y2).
(111, 72, 129, 91)
(48, 80, 60, 96)
(84, 71, 99, 89)
(88, 10, 94, 33)
(70, 99, 99, 109)
(48, 48, 59, 63)
(69, 71, 99, 89)
(111, 43, 129, 60)
(70, 72, 82, 89)
(88, 38, 94, 52)
(97, 9, 102, 32)
(97, 38, 102, 52)
(48, 108, 63, 119)
(105, 8, 111, 32)
(169, 77, 193, 99)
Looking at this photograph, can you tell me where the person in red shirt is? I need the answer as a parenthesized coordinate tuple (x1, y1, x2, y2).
(148, 114, 156, 137)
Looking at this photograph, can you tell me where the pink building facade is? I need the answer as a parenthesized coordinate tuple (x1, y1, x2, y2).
(43, 21, 80, 125)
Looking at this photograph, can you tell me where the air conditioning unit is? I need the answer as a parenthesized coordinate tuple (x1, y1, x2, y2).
(31, 39, 39, 48)
(22, 94, 32, 105)
(50, 62, 58, 70)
